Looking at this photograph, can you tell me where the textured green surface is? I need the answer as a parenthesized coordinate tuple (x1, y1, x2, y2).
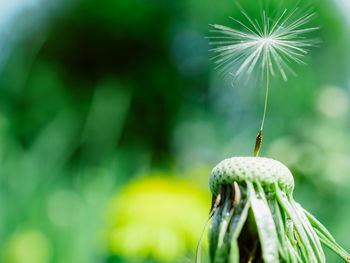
(209, 157, 294, 195)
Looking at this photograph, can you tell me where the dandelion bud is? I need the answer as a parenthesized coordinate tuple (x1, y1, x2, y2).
(199, 157, 350, 263)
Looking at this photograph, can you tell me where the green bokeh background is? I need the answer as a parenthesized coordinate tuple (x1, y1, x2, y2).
(0, 0, 349, 262)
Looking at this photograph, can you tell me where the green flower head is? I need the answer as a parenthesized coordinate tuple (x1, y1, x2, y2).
(197, 157, 350, 263)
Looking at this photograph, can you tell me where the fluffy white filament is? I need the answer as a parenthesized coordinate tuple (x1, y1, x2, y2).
(209, 8, 318, 81)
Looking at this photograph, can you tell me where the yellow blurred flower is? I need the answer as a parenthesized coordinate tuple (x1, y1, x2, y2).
(105, 174, 210, 261)
(2, 230, 52, 263)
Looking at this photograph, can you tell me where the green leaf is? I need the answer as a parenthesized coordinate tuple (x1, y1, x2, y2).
(292, 202, 325, 263)
(275, 184, 317, 262)
(209, 202, 224, 261)
(303, 209, 350, 261)
(286, 237, 303, 263)
(228, 183, 252, 263)
(267, 198, 288, 260)
(229, 240, 240, 263)
(249, 182, 279, 263)
(214, 187, 234, 263)
(315, 229, 350, 261)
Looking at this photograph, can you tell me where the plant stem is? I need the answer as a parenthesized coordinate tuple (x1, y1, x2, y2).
(261, 61, 270, 131)
(253, 63, 270, 157)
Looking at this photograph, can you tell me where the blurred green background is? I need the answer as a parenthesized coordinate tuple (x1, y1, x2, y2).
(0, 0, 349, 262)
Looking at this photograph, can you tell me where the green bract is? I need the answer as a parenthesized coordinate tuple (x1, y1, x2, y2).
(200, 157, 350, 263)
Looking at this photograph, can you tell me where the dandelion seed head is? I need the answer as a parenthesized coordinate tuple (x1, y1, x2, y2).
(261, 36, 273, 45)
(210, 7, 318, 82)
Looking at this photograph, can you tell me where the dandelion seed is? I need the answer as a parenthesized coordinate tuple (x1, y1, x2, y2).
(209, 8, 318, 81)
(209, 7, 318, 156)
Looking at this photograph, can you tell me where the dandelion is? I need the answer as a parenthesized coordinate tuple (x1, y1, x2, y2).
(209, 7, 319, 155)
(196, 157, 350, 262)
(196, 5, 350, 263)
